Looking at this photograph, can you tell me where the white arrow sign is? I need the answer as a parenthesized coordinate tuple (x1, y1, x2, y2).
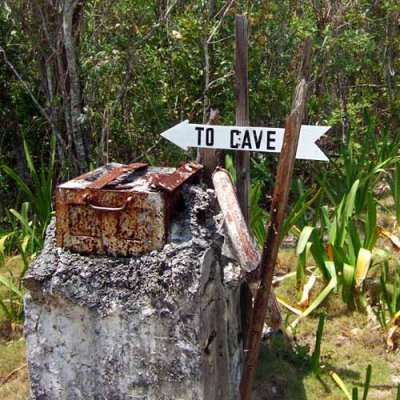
(161, 120, 329, 161)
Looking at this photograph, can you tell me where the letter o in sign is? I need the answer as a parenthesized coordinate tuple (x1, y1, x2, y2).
(206, 128, 214, 146)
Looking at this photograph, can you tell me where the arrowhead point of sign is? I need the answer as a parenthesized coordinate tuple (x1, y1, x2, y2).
(161, 120, 189, 151)
(298, 125, 331, 161)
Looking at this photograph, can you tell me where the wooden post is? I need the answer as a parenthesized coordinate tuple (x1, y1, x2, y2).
(238, 38, 312, 400)
(197, 108, 223, 186)
(235, 15, 250, 225)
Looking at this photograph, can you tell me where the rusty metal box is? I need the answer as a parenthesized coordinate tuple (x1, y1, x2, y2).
(56, 162, 202, 256)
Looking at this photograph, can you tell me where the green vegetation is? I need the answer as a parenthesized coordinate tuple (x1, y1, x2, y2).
(0, 0, 400, 398)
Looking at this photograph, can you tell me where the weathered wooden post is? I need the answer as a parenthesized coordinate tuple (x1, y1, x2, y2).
(197, 108, 223, 186)
(235, 14, 250, 225)
(238, 38, 313, 400)
(155, 30, 328, 400)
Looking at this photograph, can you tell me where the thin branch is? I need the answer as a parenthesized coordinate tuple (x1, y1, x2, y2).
(213, 0, 235, 19)
(207, 0, 235, 45)
(209, 34, 234, 44)
(0, 46, 52, 125)
(98, 0, 179, 165)
(111, 0, 179, 113)
(0, 363, 27, 386)
(188, 71, 233, 117)
(35, 2, 58, 55)
(132, 136, 162, 162)
(0, 45, 66, 150)
(208, 71, 234, 89)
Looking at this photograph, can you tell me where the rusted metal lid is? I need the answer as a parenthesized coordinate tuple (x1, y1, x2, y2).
(58, 162, 203, 193)
(87, 163, 148, 189)
(153, 162, 204, 193)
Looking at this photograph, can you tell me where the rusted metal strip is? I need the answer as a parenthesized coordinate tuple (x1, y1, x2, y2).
(156, 162, 203, 192)
(212, 168, 282, 333)
(212, 168, 259, 272)
(87, 163, 148, 189)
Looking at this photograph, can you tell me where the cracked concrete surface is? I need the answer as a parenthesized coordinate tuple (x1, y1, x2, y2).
(24, 185, 244, 400)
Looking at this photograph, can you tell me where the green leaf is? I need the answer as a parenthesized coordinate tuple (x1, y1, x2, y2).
(311, 312, 325, 375)
(224, 154, 236, 183)
(364, 193, 378, 250)
(347, 220, 361, 259)
(346, 180, 359, 210)
(282, 188, 321, 238)
(361, 364, 372, 400)
(325, 260, 337, 281)
(289, 267, 337, 330)
(250, 182, 267, 247)
(296, 226, 314, 255)
(330, 371, 352, 400)
(0, 232, 13, 255)
(393, 162, 400, 225)
(342, 263, 355, 304)
(296, 242, 311, 294)
(2, 164, 33, 199)
(0, 274, 24, 298)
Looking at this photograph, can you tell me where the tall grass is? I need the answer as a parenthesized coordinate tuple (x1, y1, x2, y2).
(316, 121, 399, 215)
(2, 134, 56, 241)
(389, 161, 400, 226)
(0, 134, 56, 323)
(295, 181, 379, 313)
(330, 364, 372, 400)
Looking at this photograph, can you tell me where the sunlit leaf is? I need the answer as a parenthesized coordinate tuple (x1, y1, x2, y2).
(355, 248, 372, 290)
(329, 371, 352, 400)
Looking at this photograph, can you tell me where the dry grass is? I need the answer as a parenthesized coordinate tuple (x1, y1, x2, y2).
(1, 247, 399, 399)
(252, 247, 400, 400)
(0, 338, 28, 400)
(0, 256, 29, 400)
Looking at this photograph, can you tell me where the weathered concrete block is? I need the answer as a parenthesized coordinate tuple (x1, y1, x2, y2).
(24, 186, 244, 400)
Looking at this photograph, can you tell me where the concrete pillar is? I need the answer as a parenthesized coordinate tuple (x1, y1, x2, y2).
(24, 186, 243, 400)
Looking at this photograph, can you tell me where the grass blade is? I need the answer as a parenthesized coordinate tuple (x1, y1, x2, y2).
(0, 274, 24, 298)
(296, 226, 314, 255)
(355, 248, 372, 290)
(289, 265, 337, 330)
(361, 364, 372, 400)
(342, 263, 355, 304)
(311, 312, 325, 375)
(2, 164, 33, 199)
(329, 371, 352, 400)
(344, 179, 360, 220)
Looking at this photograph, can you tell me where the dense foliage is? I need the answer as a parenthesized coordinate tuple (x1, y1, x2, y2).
(1, 1, 399, 177)
(0, 0, 400, 342)
(0, 3, 400, 396)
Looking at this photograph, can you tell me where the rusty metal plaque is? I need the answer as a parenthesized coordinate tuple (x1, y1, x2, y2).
(56, 162, 203, 256)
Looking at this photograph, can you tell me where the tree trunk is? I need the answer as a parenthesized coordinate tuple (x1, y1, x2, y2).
(63, 0, 87, 172)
